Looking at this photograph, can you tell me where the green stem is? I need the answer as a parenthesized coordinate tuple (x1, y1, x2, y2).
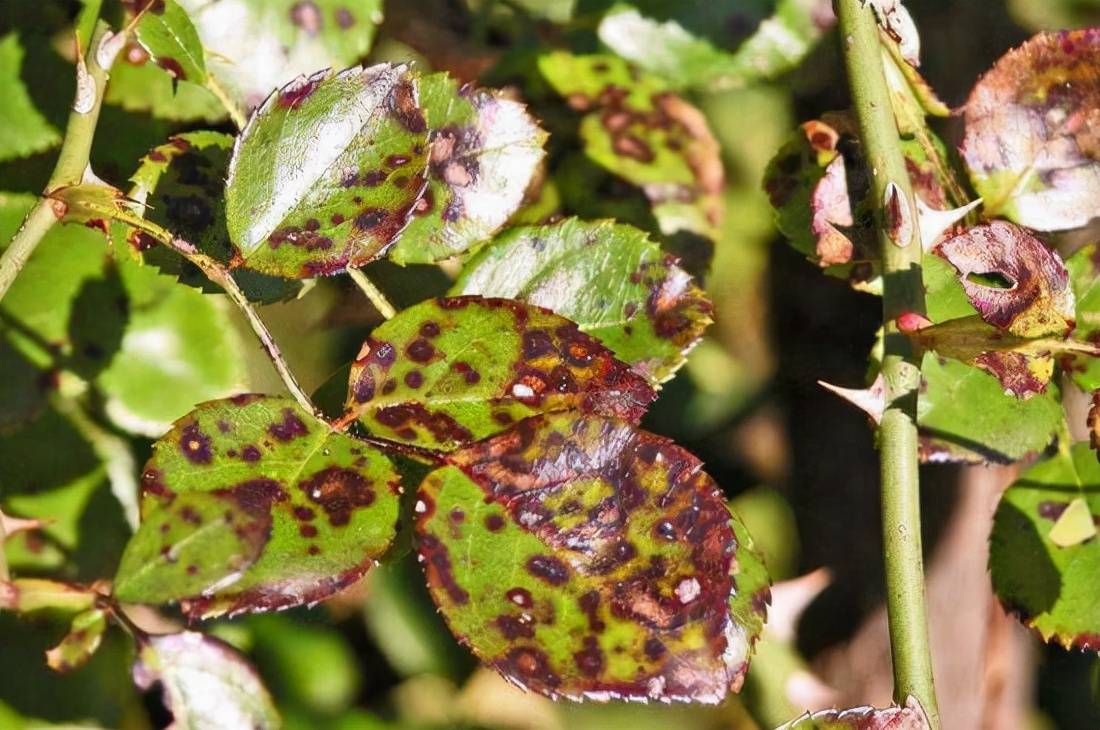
(348, 267, 397, 320)
(206, 74, 248, 131)
(0, 21, 120, 302)
(836, 2, 940, 727)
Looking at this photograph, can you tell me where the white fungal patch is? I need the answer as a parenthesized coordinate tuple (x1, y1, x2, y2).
(675, 577, 701, 604)
(511, 383, 535, 399)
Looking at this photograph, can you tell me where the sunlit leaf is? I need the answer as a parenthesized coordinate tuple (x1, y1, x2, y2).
(133, 631, 280, 729)
(113, 395, 401, 618)
(0, 33, 61, 161)
(539, 53, 723, 241)
(344, 297, 656, 451)
(1064, 243, 1100, 392)
(386, 72, 547, 264)
(990, 442, 1100, 650)
(774, 696, 931, 730)
(0, 578, 99, 614)
(597, 0, 833, 91)
(451, 218, 713, 384)
(917, 354, 1064, 463)
(46, 608, 108, 673)
(961, 29, 1100, 231)
(133, 0, 208, 84)
(936, 221, 1074, 338)
(177, 0, 384, 110)
(225, 64, 429, 278)
(416, 413, 770, 703)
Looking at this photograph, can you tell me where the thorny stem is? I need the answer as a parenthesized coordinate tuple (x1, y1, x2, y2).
(837, 1, 941, 727)
(0, 22, 120, 301)
(348, 267, 397, 320)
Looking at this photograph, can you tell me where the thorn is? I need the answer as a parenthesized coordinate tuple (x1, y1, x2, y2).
(72, 33, 95, 114)
(818, 376, 886, 424)
(917, 197, 982, 251)
(884, 181, 914, 248)
(765, 568, 832, 644)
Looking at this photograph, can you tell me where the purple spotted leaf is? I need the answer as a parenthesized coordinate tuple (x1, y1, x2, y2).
(386, 72, 547, 264)
(131, 0, 208, 85)
(133, 631, 280, 729)
(451, 219, 714, 385)
(961, 29, 1100, 231)
(113, 395, 401, 619)
(774, 696, 931, 730)
(416, 413, 770, 704)
(225, 64, 429, 278)
(344, 296, 657, 451)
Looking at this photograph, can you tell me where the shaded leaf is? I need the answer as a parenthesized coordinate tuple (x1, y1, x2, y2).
(0, 33, 61, 162)
(133, 630, 280, 729)
(344, 297, 656, 451)
(917, 354, 1064, 463)
(961, 29, 1100, 231)
(775, 696, 930, 730)
(387, 72, 547, 264)
(597, 0, 833, 91)
(46, 608, 108, 673)
(178, 0, 384, 110)
(133, 0, 208, 84)
(113, 395, 401, 618)
(105, 52, 226, 122)
(539, 53, 723, 241)
(990, 442, 1100, 650)
(416, 413, 770, 703)
(451, 218, 713, 384)
(225, 64, 429, 278)
(936, 221, 1074, 338)
(1064, 243, 1100, 391)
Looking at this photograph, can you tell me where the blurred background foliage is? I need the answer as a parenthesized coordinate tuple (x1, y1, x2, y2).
(1, 0, 1098, 728)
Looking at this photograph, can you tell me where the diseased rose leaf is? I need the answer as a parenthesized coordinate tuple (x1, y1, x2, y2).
(45, 608, 108, 673)
(225, 64, 429, 278)
(0, 33, 61, 162)
(774, 696, 931, 730)
(936, 221, 1074, 338)
(0, 578, 99, 614)
(344, 296, 656, 451)
(1064, 243, 1100, 392)
(133, 631, 280, 729)
(416, 413, 770, 704)
(112, 395, 401, 619)
(961, 29, 1100, 231)
(538, 53, 723, 241)
(1089, 389, 1100, 457)
(132, 0, 208, 85)
(917, 353, 1064, 463)
(597, 0, 833, 91)
(451, 219, 713, 385)
(990, 442, 1100, 650)
(177, 0, 384, 111)
(387, 72, 547, 264)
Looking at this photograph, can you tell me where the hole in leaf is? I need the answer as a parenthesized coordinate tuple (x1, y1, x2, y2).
(966, 271, 1014, 289)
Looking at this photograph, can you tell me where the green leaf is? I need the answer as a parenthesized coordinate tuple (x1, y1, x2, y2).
(961, 30, 1100, 231)
(597, 0, 831, 91)
(917, 354, 1064, 463)
(451, 219, 713, 384)
(134, 0, 208, 84)
(177, 0, 384, 110)
(386, 72, 547, 265)
(344, 297, 656, 451)
(0, 33, 61, 162)
(113, 395, 401, 618)
(96, 257, 245, 437)
(105, 56, 227, 122)
(416, 413, 769, 703)
(132, 631, 280, 729)
(225, 64, 429, 278)
(990, 442, 1100, 650)
(45, 609, 108, 673)
(538, 52, 723, 241)
(774, 696, 931, 730)
(1065, 243, 1100, 392)
(923, 252, 979, 324)
(0, 578, 99, 614)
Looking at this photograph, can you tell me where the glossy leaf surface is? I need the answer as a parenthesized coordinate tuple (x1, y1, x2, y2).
(775, 696, 930, 730)
(917, 354, 1064, 463)
(114, 395, 400, 618)
(452, 219, 713, 384)
(133, 631, 280, 729)
(416, 413, 770, 703)
(387, 72, 547, 264)
(990, 442, 1100, 650)
(225, 64, 428, 278)
(961, 29, 1100, 231)
(133, 0, 208, 84)
(345, 297, 656, 451)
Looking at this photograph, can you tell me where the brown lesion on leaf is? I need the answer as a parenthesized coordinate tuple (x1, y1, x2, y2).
(268, 408, 310, 442)
(178, 422, 213, 464)
(299, 467, 376, 527)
